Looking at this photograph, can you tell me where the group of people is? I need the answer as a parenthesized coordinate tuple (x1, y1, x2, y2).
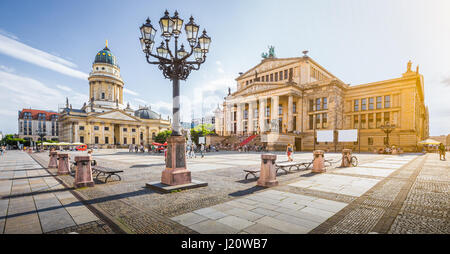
(128, 144, 146, 153)
(186, 143, 205, 158)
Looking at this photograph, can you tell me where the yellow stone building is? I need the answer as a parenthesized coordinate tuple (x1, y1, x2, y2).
(59, 43, 171, 147)
(215, 51, 428, 152)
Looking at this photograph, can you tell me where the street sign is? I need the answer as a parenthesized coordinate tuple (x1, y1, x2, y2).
(198, 137, 205, 144)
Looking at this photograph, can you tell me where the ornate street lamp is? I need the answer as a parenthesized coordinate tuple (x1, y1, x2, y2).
(139, 10, 211, 186)
(37, 128, 46, 151)
(380, 122, 395, 147)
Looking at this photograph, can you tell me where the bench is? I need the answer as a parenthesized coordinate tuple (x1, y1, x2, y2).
(243, 169, 260, 180)
(91, 165, 123, 183)
(275, 160, 313, 174)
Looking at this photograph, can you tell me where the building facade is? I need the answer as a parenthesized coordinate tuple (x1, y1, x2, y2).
(215, 52, 428, 152)
(18, 109, 60, 142)
(59, 43, 171, 147)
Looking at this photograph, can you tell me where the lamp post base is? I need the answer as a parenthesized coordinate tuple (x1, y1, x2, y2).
(161, 135, 192, 186)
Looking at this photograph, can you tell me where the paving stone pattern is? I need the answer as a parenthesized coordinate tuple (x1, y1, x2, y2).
(0, 151, 109, 234)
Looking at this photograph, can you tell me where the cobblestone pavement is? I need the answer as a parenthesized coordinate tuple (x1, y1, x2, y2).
(31, 149, 448, 234)
(0, 151, 112, 234)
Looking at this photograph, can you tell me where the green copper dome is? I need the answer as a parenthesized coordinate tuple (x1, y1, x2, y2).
(94, 46, 118, 66)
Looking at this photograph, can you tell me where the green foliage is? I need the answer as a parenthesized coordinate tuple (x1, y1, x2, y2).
(1, 134, 30, 146)
(154, 130, 172, 143)
(190, 125, 214, 145)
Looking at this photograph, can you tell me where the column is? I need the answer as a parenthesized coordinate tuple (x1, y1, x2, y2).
(288, 95, 293, 132)
(248, 101, 254, 134)
(271, 95, 279, 132)
(74, 122, 79, 143)
(297, 97, 302, 132)
(236, 102, 243, 135)
(226, 103, 232, 135)
(259, 98, 266, 133)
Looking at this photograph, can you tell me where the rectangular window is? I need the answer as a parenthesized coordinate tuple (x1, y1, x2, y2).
(368, 114, 374, 128)
(309, 99, 314, 112)
(79, 126, 85, 130)
(354, 116, 359, 129)
(233, 111, 236, 121)
(246, 81, 249, 86)
(284, 70, 288, 80)
(322, 113, 327, 128)
(254, 108, 258, 118)
(384, 112, 390, 125)
(376, 113, 382, 128)
(368, 98, 374, 110)
(309, 115, 314, 130)
(265, 75, 269, 82)
(123, 128, 127, 132)
(316, 98, 321, 111)
(124, 137, 127, 144)
(293, 102, 296, 113)
(262, 76, 265, 82)
(361, 114, 366, 129)
(275, 72, 278, 81)
(270, 73, 273, 82)
(105, 137, 109, 144)
(384, 95, 390, 108)
(278, 104, 282, 115)
(376, 96, 382, 109)
(361, 98, 367, 111)
(244, 110, 248, 119)
(95, 136, 99, 144)
(94, 126, 99, 131)
(354, 100, 359, 111)
(265, 106, 270, 117)
(132, 138, 136, 144)
(323, 97, 328, 110)
(289, 68, 293, 79)
(80, 136, 84, 143)
(279, 71, 283, 80)
(316, 114, 321, 129)
(368, 137, 373, 145)
(132, 128, 136, 132)
(104, 127, 109, 131)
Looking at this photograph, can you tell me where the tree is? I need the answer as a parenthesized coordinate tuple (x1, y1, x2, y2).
(154, 130, 172, 143)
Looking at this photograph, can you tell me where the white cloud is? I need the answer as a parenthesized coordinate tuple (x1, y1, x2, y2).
(0, 28, 19, 40)
(0, 34, 88, 80)
(56, 85, 73, 92)
(0, 70, 87, 133)
(123, 88, 139, 96)
(0, 65, 14, 73)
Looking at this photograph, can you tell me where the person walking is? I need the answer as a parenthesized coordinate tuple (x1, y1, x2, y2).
(286, 143, 294, 162)
(438, 143, 446, 160)
(200, 143, 205, 158)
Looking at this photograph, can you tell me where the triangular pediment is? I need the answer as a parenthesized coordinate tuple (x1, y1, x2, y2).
(94, 110, 140, 122)
(237, 58, 302, 80)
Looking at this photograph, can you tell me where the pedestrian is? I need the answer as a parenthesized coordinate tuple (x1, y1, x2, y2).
(438, 143, 446, 160)
(200, 143, 205, 158)
(129, 144, 133, 153)
(286, 143, 294, 162)
(0, 146, 3, 156)
(135, 144, 138, 153)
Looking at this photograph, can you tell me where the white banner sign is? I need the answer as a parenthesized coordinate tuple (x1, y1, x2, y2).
(198, 137, 206, 144)
(316, 130, 334, 142)
(338, 129, 358, 142)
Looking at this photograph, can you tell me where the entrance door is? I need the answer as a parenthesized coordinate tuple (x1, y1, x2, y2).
(295, 137, 302, 151)
(114, 125, 120, 145)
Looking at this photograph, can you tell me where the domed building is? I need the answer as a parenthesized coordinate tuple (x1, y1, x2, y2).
(59, 41, 171, 147)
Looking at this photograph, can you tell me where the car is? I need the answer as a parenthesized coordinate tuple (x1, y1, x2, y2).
(75, 144, 87, 151)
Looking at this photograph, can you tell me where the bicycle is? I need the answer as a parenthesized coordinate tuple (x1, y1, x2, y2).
(344, 155, 358, 167)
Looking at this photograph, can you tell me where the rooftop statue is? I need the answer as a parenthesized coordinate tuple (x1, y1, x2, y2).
(261, 45, 276, 59)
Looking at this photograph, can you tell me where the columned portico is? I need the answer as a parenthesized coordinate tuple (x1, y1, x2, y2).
(259, 98, 266, 133)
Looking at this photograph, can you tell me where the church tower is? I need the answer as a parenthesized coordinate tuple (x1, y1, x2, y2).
(86, 41, 126, 112)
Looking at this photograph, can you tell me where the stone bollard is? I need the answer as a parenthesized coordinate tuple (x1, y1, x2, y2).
(341, 149, 352, 167)
(48, 151, 58, 169)
(74, 156, 94, 188)
(57, 153, 70, 175)
(312, 150, 325, 173)
(257, 154, 278, 187)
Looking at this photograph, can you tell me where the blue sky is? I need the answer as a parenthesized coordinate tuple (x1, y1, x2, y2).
(0, 0, 449, 136)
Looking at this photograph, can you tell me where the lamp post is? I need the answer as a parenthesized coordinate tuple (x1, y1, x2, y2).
(380, 122, 395, 147)
(139, 10, 211, 186)
(37, 128, 46, 151)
